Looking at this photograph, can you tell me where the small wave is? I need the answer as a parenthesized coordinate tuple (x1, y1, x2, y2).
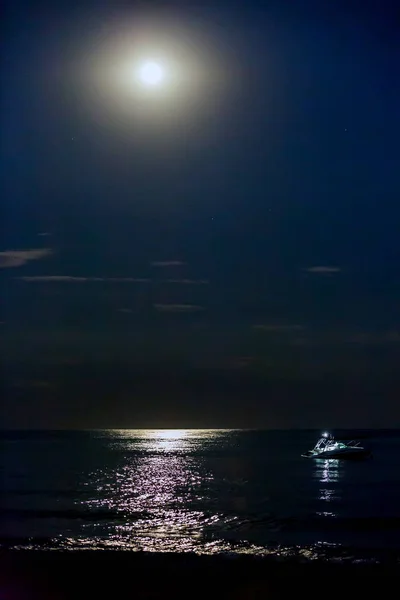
(1, 489, 92, 499)
(1, 508, 153, 522)
(1, 536, 400, 565)
(217, 514, 400, 534)
(282, 515, 400, 533)
(3, 506, 400, 535)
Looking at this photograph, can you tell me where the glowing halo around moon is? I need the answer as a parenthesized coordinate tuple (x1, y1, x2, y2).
(137, 60, 165, 87)
(83, 24, 234, 133)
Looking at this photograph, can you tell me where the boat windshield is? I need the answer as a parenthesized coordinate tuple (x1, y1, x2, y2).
(314, 437, 350, 451)
(314, 436, 334, 450)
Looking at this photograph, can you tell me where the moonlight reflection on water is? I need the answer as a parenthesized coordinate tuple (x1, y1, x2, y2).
(84, 430, 228, 551)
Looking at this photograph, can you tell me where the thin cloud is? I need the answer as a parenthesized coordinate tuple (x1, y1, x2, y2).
(164, 279, 209, 285)
(385, 331, 400, 343)
(290, 337, 312, 347)
(347, 330, 400, 344)
(253, 324, 305, 332)
(19, 276, 90, 282)
(12, 380, 54, 390)
(227, 356, 256, 369)
(18, 276, 151, 283)
(106, 278, 150, 283)
(304, 266, 341, 274)
(153, 304, 205, 313)
(17, 276, 206, 284)
(37, 232, 52, 237)
(0, 248, 52, 268)
(151, 261, 186, 267)
(29, 380, 54, 389)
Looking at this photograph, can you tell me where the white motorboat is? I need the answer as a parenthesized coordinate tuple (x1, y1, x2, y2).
(302, 432, 372, 460)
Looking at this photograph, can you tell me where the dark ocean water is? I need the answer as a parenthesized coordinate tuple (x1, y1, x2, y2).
(1, 429, 400, 564)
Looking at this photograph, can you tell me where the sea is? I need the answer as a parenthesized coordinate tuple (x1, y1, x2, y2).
(1, 429, 400, 565)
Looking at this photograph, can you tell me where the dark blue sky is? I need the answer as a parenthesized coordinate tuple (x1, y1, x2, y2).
(1, 0, 399, 428)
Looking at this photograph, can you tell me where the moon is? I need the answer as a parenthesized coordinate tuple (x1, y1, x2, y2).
(138, 61, 165, 87)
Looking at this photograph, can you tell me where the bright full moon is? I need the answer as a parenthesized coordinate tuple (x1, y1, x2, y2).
(138, 61, 164, 86)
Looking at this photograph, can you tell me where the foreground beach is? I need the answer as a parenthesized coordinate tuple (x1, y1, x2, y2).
(1, 551, 398, 599)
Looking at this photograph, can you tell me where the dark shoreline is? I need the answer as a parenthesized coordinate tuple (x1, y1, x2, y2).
(1, 551, 399, 599)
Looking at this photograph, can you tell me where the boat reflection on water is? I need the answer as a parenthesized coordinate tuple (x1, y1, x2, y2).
(316, 459, 342, 484)
(313, 459, 343, 516)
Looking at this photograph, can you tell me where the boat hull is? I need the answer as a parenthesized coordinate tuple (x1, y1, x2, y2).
(301, 448, 371, 460)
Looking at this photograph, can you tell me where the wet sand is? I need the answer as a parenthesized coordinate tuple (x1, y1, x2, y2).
(0, 551, 398, 599)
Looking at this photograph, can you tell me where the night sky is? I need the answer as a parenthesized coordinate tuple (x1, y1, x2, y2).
(1, 0, 399, 429)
